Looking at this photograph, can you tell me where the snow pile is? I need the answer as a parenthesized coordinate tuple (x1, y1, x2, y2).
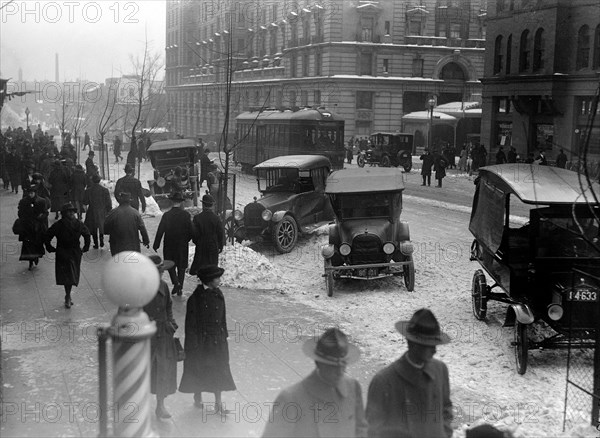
(144, 195, 163, 218)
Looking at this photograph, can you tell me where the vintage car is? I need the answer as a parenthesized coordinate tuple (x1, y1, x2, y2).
(357, 132, 414, 171)
(321, 168, 415, 296)
(227, 155, 334, 253)
(146, 139, 199, 208)
(469, 164, 600, 374)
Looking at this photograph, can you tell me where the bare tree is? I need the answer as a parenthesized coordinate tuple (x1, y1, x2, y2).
(96, 80, 122, 180)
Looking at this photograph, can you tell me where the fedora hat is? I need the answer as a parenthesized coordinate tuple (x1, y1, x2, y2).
(169, 191, 185, 203)
(60, 202, 77, 213)
(148, 255, 175, 272)
(201, 193, 215, 206)
(395, 308, 450, 346)
(124, 163, 134, 173)
(197, 264, 224, 283)
(302, 328, 360, 366)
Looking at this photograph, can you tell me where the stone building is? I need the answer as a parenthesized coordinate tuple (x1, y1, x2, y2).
(165, 0, 486, 147)
(481, 0, 600, 165)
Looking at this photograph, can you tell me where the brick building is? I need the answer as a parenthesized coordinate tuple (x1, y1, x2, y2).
(481, 0, 600, 165)
(165, 0, 486, 147)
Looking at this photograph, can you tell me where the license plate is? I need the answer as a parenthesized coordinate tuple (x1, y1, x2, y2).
(568, 289, 599, 301)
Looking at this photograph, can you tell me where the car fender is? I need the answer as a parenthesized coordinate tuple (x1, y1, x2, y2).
(328, 223, 340, 246)
(272, 210, 291, 223)
(396, 221, 410, 241)
(503, 304, 535, 326)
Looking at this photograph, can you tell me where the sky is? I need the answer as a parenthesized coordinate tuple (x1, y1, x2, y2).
(0, 0, 166, 83)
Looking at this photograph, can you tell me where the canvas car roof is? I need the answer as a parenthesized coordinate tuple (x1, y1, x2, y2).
(253, 155, 331, 171)
(326, 168, 405, 194)
(479, 164, 600, 205)
(370, 132, 412, 136)
(147, 139, 196, 152)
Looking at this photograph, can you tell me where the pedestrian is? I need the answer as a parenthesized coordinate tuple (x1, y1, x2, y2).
(83, 132, 90, 151)
(556, 148, 567, 169)
(83, 174, 112, 249)
(5, 148, 21, 194)
(17, 185, 49, 270)
(70, 164, 87, 220)
(189, 194, 224, 276)
(114, 163, 146, 212)
(346, 143, 354, 164)
(507, 146, 517, 163)
(113, 136, 123, 162)
(144, 255, 179, 420)
(262, 328, 368, 438)
(179, 265, 236, 414)
(457, 146, 467, 172)
(434, 153, 447, 188)
(495, 146, 507, 164)
(104, 192, 150, 256)
(419, 149, 435, 186)
(525, 152, 535, 164)
(85, 150, 96, 177)
(366, 308, 453, 438)
(48, 159, 70, 220)
(153, 191, 193, 296)
(199, 148, 211, 189)
(21, 165, 35, 196)
(535, 150, 548, 165)
(127, 136, 138, 167)
(45, 202, 91, 308)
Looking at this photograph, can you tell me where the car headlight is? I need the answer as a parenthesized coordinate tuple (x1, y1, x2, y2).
(547, 303, 563, 321)
(383, 242, 395, 254)
(233, 209, 243, 221)
(339, 243, 351, 256)
(262, 209, 273, 221)
(321, 244, 334, 259)
(400, 242, 414, 255)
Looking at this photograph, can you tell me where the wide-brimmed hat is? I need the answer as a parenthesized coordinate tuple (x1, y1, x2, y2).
(395, 308, 450, 346)
(148, 254, 175, 272)
(197, 265, 224, 283)
(302, 328, 360, 366)
(169, 191, 185, 203)
(201, 194, 215, 206)
(60, 202, 77, 213)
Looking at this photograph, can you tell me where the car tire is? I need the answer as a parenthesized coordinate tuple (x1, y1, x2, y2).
(514, 322, 528, 375)
(403, 255, 415, 291)
(357, 154, 366, 168)
(471, 269, 488, 320)
(271, 215, 298, 253)
(224, 217, 243, 245)
(324, 259, 334, 297)
(380, 155, 391, 167)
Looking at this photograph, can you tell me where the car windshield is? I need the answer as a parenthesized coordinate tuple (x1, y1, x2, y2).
(337, 193, 392, 219)
(257, 168, 299, 192)
(535, 214, 599, 258)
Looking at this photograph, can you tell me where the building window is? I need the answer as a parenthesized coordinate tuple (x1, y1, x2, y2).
(272, 4, 278, 21)
(440, 62, 465, 80)
(383, 58, 389, 73)
(290, 54, 297, 77)
(436, 21, 447, 38)
(384, 21, 390, 35)
(496, 0, 505, 12)
(576, 25, 590, 70)
(303, 19, 311, 44)
(506, 34, 512, 74)
(270, 31, 277, 54)
(303, 53, 309, 76)
(408, 19, 422, 36)
(301, 90, 308, 106)
(315, 52, 322, 76)
(361, 16, 373, 42)
(360, 52, 372, 75)
(291, 22, 298, 46)
(356, 91, 373, 109)
(450, 23, 461, 39)
(594, 25, 600, 69)
(289, 90, 296, 106)
(314, 90, 321, 105)
(519, 29, 530, 72)
(533, 28, 545, 71)
(494, 35, 503, 74)
(412, 58, 424, 77)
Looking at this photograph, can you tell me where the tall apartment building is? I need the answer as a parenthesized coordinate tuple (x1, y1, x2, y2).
(165, 0, 486, 145)
(481, 0, 600, 164)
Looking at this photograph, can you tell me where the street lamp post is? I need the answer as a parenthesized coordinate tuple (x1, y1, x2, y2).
(427, 98, 436, 151)
(25, 107, 30, 129)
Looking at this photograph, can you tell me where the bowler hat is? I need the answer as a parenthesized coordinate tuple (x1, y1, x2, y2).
(88, 150, 95, 156)
(201, 193, 215, 206)
(148, 254, 175, 272)
(197, 265, 225, 283)
(60, 202, 77, 213)
(91, 174, 101, 184)
(302, 328, 360, 366)
(169, 191, 185, 203)
(26, 184, 38, 193)
(124, 163, 134, 173)
(395, 308, 450, 346)
(118, 192, 132, 203)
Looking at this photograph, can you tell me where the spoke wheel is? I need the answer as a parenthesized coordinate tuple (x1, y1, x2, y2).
(380, 155, 391, 167)
(403, 255, 415, 291)
(514, 322, 529, 375)
(324, 259, 334, 297)
(471, 269, 488, 320)
(271, 215, 298, 253)
(357, 154, 366, 168)
(224, 217, 243, 244)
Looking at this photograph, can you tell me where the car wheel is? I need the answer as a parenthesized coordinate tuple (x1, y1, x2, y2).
(271, 215, 298, 253)
(380, 155, 391, 167)
(514, 322, 528, 375)
(324, 259, 334, 297)
(224, 217, 243, 244)
(471, 269, 488, 320)
(403, 255, 415, 291)
(357, 154, 365, 168)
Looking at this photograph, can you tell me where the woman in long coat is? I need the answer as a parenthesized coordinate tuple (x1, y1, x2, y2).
(144, 255, 178, 419)
(179, 265, 236, 413)
(83, 174, 112, 249)
(45, 203, 91, 308)
(18, 185, 49, 270)
(48, 160, 70, 218)
(189, 194, 224, 275)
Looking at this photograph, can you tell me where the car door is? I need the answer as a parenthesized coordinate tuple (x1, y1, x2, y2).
(296, 167, 332, 227)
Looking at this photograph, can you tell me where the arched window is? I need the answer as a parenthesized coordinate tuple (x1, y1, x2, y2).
(519, 29, 530, 72)
(576, 25, 590, 70)
(506, 34, 512, 74)
(440, 62, 466, 80)
(494, 35, 503, 74)
(593, 25, 600, 69)
(533, 28, 545, 71)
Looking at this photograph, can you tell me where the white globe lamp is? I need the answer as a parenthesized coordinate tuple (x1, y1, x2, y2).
(102, 251, 160, 308)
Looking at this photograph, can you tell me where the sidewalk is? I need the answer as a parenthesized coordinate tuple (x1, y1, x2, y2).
(0, 189, 377, 437)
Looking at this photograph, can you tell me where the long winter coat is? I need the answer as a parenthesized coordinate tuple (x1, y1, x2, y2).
(153, 206, 192, 269)
(434, 155, 447, 180)
(45, 217, 91, 286)
(263, 370, 368, 438)
(48, 165, 70, 212)
(104, 203, 150, 256)
(83, 183, 112, 234)
(70, 168, 87, 203)
(419, 154, 435, 176)
(189, 210, 224, 276)
(114, 175, 146, 211)
(178, 284, 236, 394)
(366, 353, 453, 438)
(17, 195, 49, 261)
(143, 280, 178, 398)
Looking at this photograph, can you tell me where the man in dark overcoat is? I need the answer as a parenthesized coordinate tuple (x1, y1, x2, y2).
(114, 163, 146, 212)
(366, 308, 453, 438)
(434, 153, 447, 188)
(153, 192, 192, 296)
(144, 255, 179, 419)
(83, 174, 112, 249)
(85, 150, 96, 182)
(70, 164, 87, 219)
(17, 185, 49, 270)
(189, 194, 224, 276)
(48, 160, 70, 219)
(263, 328, 368, 438)
(104, 192, 150, 256)
(45, 202, 91, 308)
(419, 149, 435, 187)
(199, 148, 211, 189)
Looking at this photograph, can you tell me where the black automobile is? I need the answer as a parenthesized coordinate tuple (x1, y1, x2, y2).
(357, 132, 414, 171)
(321, 168, 415, 296)
(227, 155, 334, 253)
